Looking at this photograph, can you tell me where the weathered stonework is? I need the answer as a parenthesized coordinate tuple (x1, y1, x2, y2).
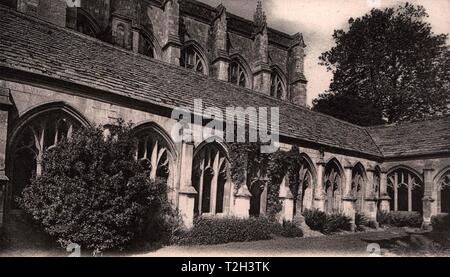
(0, 3, 449, 232)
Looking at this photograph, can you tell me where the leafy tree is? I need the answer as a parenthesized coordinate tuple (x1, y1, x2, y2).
(19, 120, 170, 253)
(313, 91, 384, 126)
(314, 3, 450, 125)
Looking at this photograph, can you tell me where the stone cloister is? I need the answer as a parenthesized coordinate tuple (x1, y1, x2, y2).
(0, 3, 449, 233)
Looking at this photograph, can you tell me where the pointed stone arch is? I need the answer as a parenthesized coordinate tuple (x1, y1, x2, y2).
(352, 162, 367, 213)
(132, 121, 178, 203)
(387, 165, 424, 212)
(180, 40, 209, 75)
(270, 65, 288, 100)
(292, 153, 317, 215)
(192, 139, 231, 216)
(76, 8, 102, 38)
(323, 158, 345, 213)
(6, 101, 90, 209)
(139, 28, 162, 59)
(434, 167, 450, 213)
(229, 54, 253, 89)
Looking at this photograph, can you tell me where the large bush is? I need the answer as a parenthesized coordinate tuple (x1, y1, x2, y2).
(19, 120, 169, 253)
(377, 211, 423, 227)
(431, 214, 450, 231)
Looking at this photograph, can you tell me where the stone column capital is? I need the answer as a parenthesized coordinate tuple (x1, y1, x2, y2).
(179, 186, 197, 195)
(235, 184, 252, 198)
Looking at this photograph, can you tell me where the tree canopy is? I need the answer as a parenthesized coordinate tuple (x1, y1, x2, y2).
(313, 3, 450, 126)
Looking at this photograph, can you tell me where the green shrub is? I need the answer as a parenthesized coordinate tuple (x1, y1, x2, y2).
(323, 213, 352, 234)
(431, 214, 450, 231)
(303, 209, 327, 231)
(19, 120, 170, 253)
(376, 210, 390, 226)
(275, 221, 304, 238)
(303, 209, 352, 234)
(175, 217, 274, 245)
(355, 213, 369, 227)
(377, 211, 423, 227)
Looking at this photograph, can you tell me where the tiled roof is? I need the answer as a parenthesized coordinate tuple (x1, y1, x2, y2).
(366, 116, 450, 158)
(0, 7, 447, 159)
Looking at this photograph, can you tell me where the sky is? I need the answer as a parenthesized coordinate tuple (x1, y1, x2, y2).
(199, 0, 450, 106)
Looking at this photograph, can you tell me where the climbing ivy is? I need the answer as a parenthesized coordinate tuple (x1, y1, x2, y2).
(265, 146, 303, 216)
(228, 138, 303, 217)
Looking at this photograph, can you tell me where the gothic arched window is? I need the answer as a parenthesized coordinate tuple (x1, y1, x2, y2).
(140, 37, 155, 59)
(270, 71, 286, 99)
(134, 124, 176, 203)
(387, 168, 423, 212)
(351, 164, 366, 213)
(229, 60, 248, 88)
(324, 160, 343, 213)
(192, 142, 230, 215)
(10, 108, 87, 209)
(76, 10, 100, 38)
(437, 170, 450, 213)
(294, 155, 315, 214)
(180, 45, 206, 74)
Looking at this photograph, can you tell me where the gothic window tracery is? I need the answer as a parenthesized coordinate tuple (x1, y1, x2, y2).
(351, 165, 366, 213)
(229, 60, 248, 88)
(180, 46, 206, 74)
(11, 110, 82, 208)
(140, 36, 156, 59)
(192, 143, 230, 215)
(270, 71, 286, 99)
(387, 168, 423, 212)
(296, 161, 314, 213)
(438, 171, 450, 213)
(134, 126, 175, 203)
(76, 10, 99, 38)
(324, 161, 343, 213)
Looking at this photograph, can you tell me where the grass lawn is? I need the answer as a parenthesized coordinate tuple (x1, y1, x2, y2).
(134, 228, 410, 257)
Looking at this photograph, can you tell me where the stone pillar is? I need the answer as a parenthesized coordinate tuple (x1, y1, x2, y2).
(0, 88, 12, 232)
(279, 176, 294, 222)
(252, 65, 271, 96)
(422, 167, 435, 229)
(132, 28, 140, 54)
(314, 160, 325, 211)
(234, 185, 251, 219)
(343, 164, 356, 231)
(177, 141, 197, 228)
(364, 168, 378, 225)
(379, 170, 390, 212)
(252, 29, 271, 95)
(288, 33, 307, 106)
(162, 0, 181, 65)
(211, 5, 230, 81)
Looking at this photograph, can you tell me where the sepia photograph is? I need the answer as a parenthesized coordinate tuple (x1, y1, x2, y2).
(0, 0, 449, 270)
